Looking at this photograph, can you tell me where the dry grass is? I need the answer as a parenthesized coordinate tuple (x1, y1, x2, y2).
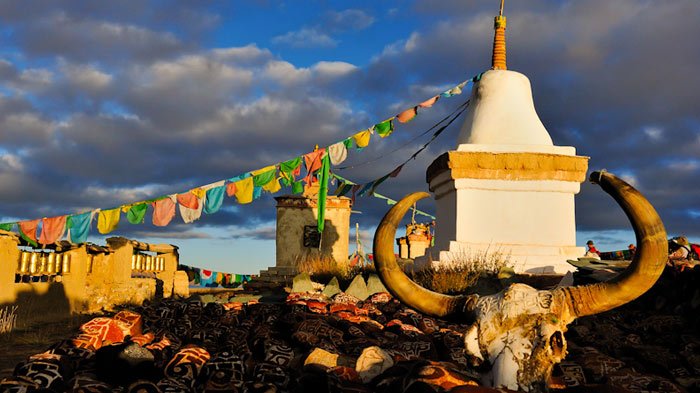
(0, 313, 95, 378)
(296, 254, 352, 282)
(413, 248, 512, 295)
(0, 306, 18, 334)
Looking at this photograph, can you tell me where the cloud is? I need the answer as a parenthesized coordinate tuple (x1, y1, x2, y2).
(60, 63, 113, 91)
(1, 0, 700, 271)
(272, 28, 338, 48)
(323, 9, 375, 32)
(272, 8, 375, 49)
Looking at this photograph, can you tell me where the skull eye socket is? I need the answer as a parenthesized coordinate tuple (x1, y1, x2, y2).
(549, 331, 565, 358)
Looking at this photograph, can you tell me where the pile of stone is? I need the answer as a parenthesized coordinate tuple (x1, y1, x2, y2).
(0, 269, 697, 392)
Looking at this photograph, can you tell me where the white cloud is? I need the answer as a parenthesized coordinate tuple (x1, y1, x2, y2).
(272, 28, 338, 48)
(212, 44, 273, 65)
(643, 126, 664, 141)
(667, 159, 699, 172)
(312, 61, 357, 79)
(0, 153, 24, 171)
(60, 62, 112, 91)
(263, 60, 311, 85)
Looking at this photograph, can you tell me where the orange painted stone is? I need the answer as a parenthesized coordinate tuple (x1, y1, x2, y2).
(113, 310, 143, 336)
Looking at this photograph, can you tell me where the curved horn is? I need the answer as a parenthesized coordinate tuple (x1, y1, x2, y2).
(373, 192, 477, 318)
(557, 171, 668, 318)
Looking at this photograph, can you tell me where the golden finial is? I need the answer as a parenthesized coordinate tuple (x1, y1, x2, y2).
(492, 0, 507, 70)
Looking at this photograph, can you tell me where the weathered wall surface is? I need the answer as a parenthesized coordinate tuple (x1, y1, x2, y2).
(275, 196, 352, 267)
(0, 233, 182, 322)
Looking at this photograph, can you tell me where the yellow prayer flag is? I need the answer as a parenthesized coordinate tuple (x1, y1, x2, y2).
(234, 176, 254, 204)
(262, 177, 281, 193)
(353, 129, 371, 148)
(97, 208, 121, 234)
(191, 187, 206, 199)
(251, 165, 276, 176)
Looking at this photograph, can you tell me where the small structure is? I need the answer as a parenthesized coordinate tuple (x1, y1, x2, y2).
(266, 187, 351, 278)
(425, 4, 588, 273)
(397, 223, 433, 259)
(0, 230, 185, 322)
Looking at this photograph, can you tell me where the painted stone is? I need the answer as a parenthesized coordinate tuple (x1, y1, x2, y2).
(366, 274, 389, 296)
(345, 275, 370, 301)
(291, 273, 315, 293)
(322, 276, 342, 298)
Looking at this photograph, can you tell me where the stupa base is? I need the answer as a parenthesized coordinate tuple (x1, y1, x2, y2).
(416, 241, 584, 274)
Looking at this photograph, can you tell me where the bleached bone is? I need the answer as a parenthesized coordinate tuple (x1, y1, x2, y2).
(373, 171, 667, 392)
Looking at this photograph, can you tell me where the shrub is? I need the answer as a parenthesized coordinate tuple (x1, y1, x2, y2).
(413, 248, 511, 295)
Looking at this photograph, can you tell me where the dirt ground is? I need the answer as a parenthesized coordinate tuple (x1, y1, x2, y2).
(0, 314, 95, 379)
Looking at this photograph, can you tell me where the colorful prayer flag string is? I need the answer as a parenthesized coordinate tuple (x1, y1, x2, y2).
(0, 75, 476, 245)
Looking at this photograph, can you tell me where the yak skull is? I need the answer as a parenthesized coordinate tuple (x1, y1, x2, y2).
(373, 171, 668, 392)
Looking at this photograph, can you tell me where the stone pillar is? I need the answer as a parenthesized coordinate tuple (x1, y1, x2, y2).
(408, 238, 431, 259)
(397, 237, 409, 259)
(106, 237, 134, 282)
(60, 246, 89, 313)
(156, 248, 179, 298)
(0, 233, 20, 303)
(275, 195, 352, 268)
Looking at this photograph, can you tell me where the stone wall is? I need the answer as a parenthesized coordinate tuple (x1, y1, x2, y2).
(0, 231, 186, 323)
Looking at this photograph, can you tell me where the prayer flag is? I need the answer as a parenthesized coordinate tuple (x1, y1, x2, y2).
(68, 211, 94, 243)
(204, 185, 226, 214)
(396, 107, 417, 123)
(18, 219, 40, 247)
(97, 208, 121, 234)
(127, 203, 148, 224)
(317, 153, 331, 233)
(353, 129, 371, 148)
(39, 215, 67, 245)
(328, 142, 348, 166)
(374, 119, 394, 138)
(152, 195, 177, 227)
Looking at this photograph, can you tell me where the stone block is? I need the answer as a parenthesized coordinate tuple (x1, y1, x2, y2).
(292, 273, 315, 293)
(355, 346, 394, 383)
(345, 275, 369, 301)
(365, 274, 388, 296)
(304, 348, 356, 371)
(173, 271, 190, 298)
(322, 277, 341, 298)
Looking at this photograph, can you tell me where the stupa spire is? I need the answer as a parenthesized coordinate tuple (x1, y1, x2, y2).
(491, 0, 507, 70)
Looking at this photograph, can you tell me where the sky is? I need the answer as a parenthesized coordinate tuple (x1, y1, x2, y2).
(1, 0, 699, 274)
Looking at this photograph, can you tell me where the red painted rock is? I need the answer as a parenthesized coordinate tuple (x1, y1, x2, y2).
(79, 317, 127, 346)
(130, 332, 155, 347)
(113, 310, 143, 336)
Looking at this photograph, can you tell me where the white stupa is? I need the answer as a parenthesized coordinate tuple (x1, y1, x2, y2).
(425, 4, 588, 273)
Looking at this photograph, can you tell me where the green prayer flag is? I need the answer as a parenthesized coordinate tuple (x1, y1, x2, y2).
(374, 119, 394, 138)
(253, 168, 277, 187)
(0, 222, 13, 231)
(292, 180, 304, 194)
(342, 138, 354, 149)
(127, 203, 148, 224)
(317, 153, 331, 233)
(280, 157, 302, 173)
(280, 157, 302, 186)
